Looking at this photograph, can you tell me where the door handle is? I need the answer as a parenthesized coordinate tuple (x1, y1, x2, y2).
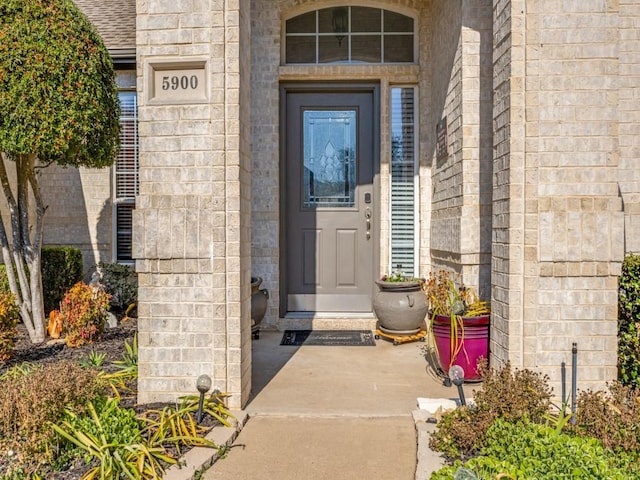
(365, 207, 371, 240)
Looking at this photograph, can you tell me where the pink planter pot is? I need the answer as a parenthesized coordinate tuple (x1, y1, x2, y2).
(432, 314, 490, 382)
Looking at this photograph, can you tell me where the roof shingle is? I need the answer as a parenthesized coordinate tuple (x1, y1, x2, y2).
(73, 0, 136, 53)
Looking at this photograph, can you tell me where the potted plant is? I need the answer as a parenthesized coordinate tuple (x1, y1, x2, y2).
(423, 270, 490, 381)
(251, 276, 269, 340)
(372, 268, 428, 335)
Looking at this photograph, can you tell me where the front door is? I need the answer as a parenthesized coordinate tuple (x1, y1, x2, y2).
(282, 85, 379, 313)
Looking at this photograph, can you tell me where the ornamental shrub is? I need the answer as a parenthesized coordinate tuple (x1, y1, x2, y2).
(41, 246, 83, 314)
(473, 361, 552, 423)
(618, 253, 640, 387)
(429, 362, 552, 459)
(0, 361, 102, 468)
(97, 262, 137, 312)
(571, 381, 640, 453)
(0, 292, 19, 361)
(0, 264, 11, 294)
(57, 282, 110, 347)
(619, 253, 640, 329)
(432, 419, 633, 480)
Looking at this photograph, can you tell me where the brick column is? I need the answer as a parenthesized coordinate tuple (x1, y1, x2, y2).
(428, 1, 492, 297)
(492, 0, 623, 393)
(491, 0, 527, 370)
(134, 0, 251, 408)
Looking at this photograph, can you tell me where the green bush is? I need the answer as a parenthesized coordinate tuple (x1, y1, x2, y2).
(97, 261, 137, 312)
(41, 246, 83, 313)
(432, 419, 634, 480)
(619, 321, 640, 387)
(619, 253, 640, 387)
(56, 396, 142, 464)
(619, 253, 640, 329)
(0, 264, 11, 294)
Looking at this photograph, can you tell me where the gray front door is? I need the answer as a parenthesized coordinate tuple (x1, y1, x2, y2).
(282, 86, 378, 313)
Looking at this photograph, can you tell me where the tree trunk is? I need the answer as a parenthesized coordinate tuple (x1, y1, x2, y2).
(27, 154, 47, 341)
(0, 153, 46, 343)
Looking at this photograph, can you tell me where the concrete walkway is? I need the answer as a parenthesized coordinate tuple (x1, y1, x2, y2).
(168, 329, 455, 480)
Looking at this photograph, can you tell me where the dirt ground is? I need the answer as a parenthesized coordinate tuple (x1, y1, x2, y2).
(2, 319, 137, 374)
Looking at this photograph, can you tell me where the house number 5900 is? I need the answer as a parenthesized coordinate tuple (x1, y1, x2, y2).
(161, 75, 198, 91)
(150, 62, 207, 104)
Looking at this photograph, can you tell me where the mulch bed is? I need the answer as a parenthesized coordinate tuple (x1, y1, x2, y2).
(2, 319, 138, 374)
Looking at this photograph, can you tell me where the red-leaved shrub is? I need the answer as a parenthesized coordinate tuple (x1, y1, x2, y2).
(56, 282, 110, 347)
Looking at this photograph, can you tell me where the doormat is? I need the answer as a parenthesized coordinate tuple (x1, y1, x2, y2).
(280, 330, 376, 346)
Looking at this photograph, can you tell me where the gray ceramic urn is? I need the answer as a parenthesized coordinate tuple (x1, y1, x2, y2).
(372, 280, 428, 335)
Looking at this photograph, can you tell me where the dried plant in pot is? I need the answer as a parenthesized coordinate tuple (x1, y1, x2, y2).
(424, 270, 490, 381)
(373, 269, 428, 336)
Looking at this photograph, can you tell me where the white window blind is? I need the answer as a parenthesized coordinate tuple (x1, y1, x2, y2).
(115, 91, 138, 261)
(390, 87, 417, 277)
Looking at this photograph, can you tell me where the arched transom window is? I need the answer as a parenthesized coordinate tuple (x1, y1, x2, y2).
(285, 6, 415, 64)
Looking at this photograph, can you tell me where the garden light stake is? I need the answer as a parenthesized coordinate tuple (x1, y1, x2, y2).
(196, 374, 212, 424)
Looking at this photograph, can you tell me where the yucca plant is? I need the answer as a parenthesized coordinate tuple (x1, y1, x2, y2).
(79, 350, 107, 368)
(113, 333, 138, 375)
(101, 334, 138, 399)
(139, 392, 234, 456)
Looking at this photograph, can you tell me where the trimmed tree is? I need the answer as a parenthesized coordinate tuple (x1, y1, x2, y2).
(0, 0, 120, 343)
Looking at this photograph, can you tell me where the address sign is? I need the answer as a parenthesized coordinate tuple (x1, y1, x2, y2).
(148, 61, 207, 104)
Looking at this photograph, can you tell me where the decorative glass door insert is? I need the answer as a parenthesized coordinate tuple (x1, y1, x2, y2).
(303, 110, 356, 208)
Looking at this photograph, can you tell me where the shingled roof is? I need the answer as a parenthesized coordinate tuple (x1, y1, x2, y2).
(74, 0, 135, 56)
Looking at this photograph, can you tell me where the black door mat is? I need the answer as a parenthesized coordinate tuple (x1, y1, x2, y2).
(280, 330, 376, 346)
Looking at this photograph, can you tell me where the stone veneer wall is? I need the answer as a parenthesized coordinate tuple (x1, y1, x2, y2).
(491, 0, 525, 369)
(41, 165, 112, 279)
(422, 1, 461, 278)
(134, 0, 251, 407)
(427, 0, 493, 298)
(250, 0, 281, 326)
(239, 1, 253, 408)
(492, 0, 625, 393)
(620, 1, 640, 253)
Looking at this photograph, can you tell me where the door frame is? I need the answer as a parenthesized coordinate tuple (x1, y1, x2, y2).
(279, 82, 381, 317)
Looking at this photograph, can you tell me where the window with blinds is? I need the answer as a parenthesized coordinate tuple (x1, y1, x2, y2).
(114, 91, 138, 262)
(390, 87, 417, 277)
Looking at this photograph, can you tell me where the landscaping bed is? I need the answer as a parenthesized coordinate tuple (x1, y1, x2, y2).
(0, 320, 231, 480)
(427, 362, 640, 480)
(3, 320, 137, 373)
